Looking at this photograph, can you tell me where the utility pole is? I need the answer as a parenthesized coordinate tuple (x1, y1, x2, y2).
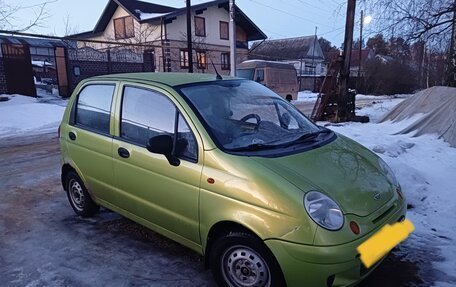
(311, 26, 318, 92)
(358, 10, 363, 79)
(338, 0, 356, 122)
(186, 0, 194, 73)
(299, 57, 303, 90)
(447, 0, 456, 86)
(229, 0, 236, 76)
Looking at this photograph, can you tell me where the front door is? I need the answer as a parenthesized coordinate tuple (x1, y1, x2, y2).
(112, 84, 202, 244)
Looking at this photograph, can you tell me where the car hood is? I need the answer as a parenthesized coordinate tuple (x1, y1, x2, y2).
(252, 134, 394, 217)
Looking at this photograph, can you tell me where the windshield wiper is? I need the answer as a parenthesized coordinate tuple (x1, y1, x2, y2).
(227, 128, 333, 152)
(228, 143, 281, 152)
(282, 128, 333, 147)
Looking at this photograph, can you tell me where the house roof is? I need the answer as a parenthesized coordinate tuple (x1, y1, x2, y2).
(238, 60, 296, 70)
(0, 34, 65, 48)
(249, 36, 324, 61)
(92, 0, 177, 34)
(350, 49, 373, 66)
(324, 49, 373, 67)
(72, 0, 266, 42)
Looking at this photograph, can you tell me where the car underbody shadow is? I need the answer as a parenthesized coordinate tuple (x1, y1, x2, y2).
(359, 233, 456, 287)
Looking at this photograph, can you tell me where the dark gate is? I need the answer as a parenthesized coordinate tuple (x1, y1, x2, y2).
(143, 50, 155, 72)
(1, 43, 36, 96)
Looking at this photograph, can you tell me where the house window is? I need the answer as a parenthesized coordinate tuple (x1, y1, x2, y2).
(220, 21, 229, 40)
(114, 16, 134, 39)
(194, 16, 206, 37)
(197, 51, 207, 69)
(180, 49, 189, 68)
(221, 52, 230, 70)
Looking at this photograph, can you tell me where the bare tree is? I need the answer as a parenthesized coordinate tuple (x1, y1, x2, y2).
(361, 0, 453, 42)
(361, 0, 454, 85)
(62, 13, 79, 36)
(0, 0, 55, 32)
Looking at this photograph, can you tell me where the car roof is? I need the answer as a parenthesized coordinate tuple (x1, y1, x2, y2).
(91, 72, 239, 87)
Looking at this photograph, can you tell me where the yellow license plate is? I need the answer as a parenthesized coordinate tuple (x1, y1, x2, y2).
(357, 219, 414, 268)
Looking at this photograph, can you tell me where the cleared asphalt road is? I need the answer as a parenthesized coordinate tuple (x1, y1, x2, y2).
(0, 131, 449, 286)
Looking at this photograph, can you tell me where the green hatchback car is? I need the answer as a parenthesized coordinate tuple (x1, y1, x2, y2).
(59, 73, 406, 287)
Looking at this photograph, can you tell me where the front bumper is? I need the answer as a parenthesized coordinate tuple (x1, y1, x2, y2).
(265, 199, 406, 287)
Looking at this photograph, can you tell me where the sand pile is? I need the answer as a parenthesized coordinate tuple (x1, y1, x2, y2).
(381, 86, 456, 147)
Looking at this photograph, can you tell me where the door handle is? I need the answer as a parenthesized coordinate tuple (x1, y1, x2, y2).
(118, 147, 130, 159)
(69, 132, 76, 141)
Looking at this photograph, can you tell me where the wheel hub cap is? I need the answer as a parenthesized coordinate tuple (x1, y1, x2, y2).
(222, 246, 271, 287)
(69, 179, 84, 211)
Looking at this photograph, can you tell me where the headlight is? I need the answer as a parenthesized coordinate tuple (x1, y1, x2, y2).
(378, 157, 399, 187)
(304, 191, 344, 231)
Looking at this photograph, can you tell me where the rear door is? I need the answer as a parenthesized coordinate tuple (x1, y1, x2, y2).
(66, 82, 118, 200)
(111, 83, 203, 244)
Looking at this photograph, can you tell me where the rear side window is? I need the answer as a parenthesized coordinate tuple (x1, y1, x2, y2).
(75, 84, 115, 134)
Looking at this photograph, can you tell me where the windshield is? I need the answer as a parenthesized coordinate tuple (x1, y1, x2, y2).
(179, 80, 321, 151)
(236, 69, 255, 80)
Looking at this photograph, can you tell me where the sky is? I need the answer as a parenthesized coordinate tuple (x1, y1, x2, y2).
(2, 0, 376, 48)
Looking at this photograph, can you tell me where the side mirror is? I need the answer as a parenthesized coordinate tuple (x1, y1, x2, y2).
(147, 134, 180, 167)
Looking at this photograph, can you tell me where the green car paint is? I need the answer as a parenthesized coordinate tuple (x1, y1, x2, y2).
(59, 73, 406, 287)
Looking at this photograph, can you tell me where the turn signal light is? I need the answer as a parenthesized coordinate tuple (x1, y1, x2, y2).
(350, 221, 360, 235)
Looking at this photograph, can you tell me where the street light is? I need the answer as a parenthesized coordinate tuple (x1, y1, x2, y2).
(364, 15, 373, 26)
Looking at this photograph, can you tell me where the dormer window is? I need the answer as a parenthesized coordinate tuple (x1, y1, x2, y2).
(114, 16, 135, 39)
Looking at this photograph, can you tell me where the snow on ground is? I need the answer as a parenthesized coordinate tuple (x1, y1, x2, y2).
(296, 91, 319, 102)
(0, 94, 66, 138)
(296, 91, 410, 104)
(322, 99, 456, 285)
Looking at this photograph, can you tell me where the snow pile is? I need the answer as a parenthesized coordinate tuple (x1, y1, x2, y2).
(381, 86, 456, 147)
(0, 94, 66, 138)
(296, 91, 318, 102)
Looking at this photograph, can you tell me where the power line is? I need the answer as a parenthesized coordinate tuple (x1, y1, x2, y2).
(295, 0, 334, 14)
(246, 0, 336, 29)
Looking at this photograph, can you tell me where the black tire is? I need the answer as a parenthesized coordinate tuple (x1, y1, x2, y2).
(210, 231, 286, 287)
(65, 171, 99, 217)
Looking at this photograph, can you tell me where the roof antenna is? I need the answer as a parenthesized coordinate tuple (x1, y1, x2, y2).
(210, 58, 223, 80)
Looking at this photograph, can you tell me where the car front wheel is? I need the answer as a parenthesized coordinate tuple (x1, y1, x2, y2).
(210, 231, 286, 287)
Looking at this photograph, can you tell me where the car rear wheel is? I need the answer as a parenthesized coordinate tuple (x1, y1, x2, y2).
(210, 231, 286, 287)
(65, 171, 99, 217)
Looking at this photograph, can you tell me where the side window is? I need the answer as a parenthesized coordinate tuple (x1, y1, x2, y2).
(120, 86, 198, 162)
(175, 113, 198, 162)
(75, 84, 114, 134)
(277, 103, 299, 130)
(121, 87, 175, 146)
(256, 69, 264, 82)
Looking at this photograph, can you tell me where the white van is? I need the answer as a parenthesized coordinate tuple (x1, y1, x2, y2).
(237, 60, 299, 101)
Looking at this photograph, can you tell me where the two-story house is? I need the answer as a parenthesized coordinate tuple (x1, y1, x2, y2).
(72, 0, 266, 74)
